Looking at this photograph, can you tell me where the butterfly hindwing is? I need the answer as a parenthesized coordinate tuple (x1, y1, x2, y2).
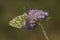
(9, 13, 27, 28)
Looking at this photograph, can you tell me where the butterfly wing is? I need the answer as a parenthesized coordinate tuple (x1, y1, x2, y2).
(9, 13, 27, 28)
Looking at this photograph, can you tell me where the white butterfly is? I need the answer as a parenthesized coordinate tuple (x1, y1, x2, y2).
(9, 13, 27, 28)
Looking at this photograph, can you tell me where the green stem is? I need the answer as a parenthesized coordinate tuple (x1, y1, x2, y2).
(39, 23, 49, 40)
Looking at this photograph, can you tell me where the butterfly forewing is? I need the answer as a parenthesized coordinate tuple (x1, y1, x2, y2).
(9, 13, 27, 28)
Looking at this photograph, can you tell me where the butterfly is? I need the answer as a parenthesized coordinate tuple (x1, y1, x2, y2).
(9, 12, 27, 28)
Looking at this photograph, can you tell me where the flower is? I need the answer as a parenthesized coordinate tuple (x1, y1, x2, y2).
(44, 12, 48, 16)
(27, 25, 33, 30)
(27, 9, 48, 30)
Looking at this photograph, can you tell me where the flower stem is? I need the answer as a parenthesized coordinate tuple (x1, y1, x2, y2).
(39, 23, 50, 40)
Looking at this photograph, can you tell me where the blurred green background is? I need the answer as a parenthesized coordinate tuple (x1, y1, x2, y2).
(0, 0, 60, 40)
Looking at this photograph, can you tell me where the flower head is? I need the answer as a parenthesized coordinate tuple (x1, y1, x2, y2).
(27, 9, 49, 30)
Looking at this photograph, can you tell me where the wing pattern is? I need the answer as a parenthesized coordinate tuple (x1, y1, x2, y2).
(9, 13, 27, 28)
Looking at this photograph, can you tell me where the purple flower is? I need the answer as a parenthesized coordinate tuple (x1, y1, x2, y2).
(27, 9, 48, 20)
(27, 25, 33, 30)
(27, 23, 36, 30)
(44, 12, 48, 17)
(27, 9, 49, 30)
